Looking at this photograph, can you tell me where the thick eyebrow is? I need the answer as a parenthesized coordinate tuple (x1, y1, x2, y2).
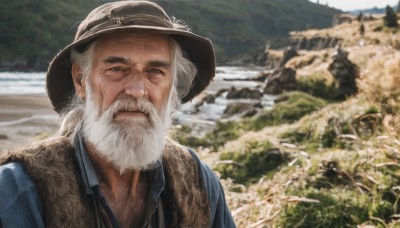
(102, 57, 171, 69)
(102, 56, 129, 64)
(147, 60, 171, 69)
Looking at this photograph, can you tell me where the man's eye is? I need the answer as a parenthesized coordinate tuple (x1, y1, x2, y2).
(147, 68, 164, 74)
(109, 66, 124, 72)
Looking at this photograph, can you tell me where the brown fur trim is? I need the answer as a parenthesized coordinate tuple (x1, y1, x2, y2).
(0, 137, 94, 227)
(162, 138, 210, 227)
(0, 137, 210, 227)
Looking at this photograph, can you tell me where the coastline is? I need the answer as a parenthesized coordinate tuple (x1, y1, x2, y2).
(0, 66, 263, 152)
(0, 94, 59, 151)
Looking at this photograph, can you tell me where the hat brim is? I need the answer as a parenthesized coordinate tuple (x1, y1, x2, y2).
(47, 25, 215, 113)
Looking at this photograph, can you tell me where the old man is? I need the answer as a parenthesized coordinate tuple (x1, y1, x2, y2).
(0, 1, 235, 227)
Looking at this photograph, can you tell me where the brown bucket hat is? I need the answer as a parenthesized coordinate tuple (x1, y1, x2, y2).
(47, 0, 215, 114)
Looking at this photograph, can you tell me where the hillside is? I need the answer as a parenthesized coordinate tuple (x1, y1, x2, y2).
(0, 0, 97, 71)
(157, 0, 340, 61)
(172, 14, 400, 227)
(0, 0, 339, 71)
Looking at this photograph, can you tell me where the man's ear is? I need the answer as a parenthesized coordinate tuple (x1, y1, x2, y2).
(71, 63, 86, 99)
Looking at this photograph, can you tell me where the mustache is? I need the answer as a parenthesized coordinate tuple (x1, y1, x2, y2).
(106, 98, 161, 124)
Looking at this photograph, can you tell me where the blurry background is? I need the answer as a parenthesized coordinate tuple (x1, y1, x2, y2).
(1, 0, 400, 227)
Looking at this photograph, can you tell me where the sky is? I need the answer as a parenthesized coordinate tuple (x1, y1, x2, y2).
(308, 0, 399, 11)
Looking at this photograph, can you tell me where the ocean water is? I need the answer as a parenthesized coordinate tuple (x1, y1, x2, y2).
(0, 72, 46, 94)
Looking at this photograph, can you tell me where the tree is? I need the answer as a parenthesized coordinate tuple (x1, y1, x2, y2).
(359, 23, 365, 36)
(397, 0, 400, 14)
(357, 12, 363, 22)
(384, 5, 399, 28)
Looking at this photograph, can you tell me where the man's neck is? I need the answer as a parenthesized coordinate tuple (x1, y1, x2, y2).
(84, 139, 149, 227)
(84, 139, 141, 189)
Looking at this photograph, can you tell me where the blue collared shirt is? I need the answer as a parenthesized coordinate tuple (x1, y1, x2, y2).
(0, 162, 44, 228)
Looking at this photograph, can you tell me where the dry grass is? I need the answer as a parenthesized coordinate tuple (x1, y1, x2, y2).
(294, 15, 399, 48)
(360, 50, 400, 102)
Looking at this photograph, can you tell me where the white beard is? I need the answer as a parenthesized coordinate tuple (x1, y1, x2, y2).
(82, 88, 173, 173)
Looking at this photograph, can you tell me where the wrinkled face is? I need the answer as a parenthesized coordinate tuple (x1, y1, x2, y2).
(72, 32, 176, 172)
(86, 32, 173, 121)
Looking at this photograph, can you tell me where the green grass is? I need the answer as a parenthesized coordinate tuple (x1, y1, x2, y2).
(215, 139, 288, 185)
(297, 76, 338, 101)
(279, 189, 369, 227)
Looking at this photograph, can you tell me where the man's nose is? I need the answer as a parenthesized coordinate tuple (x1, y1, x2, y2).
(124, 73, 146, 98)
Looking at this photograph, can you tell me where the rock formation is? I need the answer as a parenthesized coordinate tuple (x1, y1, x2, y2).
(279, 46, 298, 67)
(264, 67, 298, 94)
(223, 102, 262, 118)
(261, 36, 340, 69)
(328, 44, 359, 100)
(267, 36, 342, 51)
(226, 87, 263, 99)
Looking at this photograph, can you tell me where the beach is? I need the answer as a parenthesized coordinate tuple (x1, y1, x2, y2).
(0, 94, 59, 151)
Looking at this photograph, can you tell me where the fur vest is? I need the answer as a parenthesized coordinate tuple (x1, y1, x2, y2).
(0, 137, 210, 227)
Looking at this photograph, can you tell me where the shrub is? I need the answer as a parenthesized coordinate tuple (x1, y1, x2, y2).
(204, 121, 244, 150)
(171, 125, 211, 148)
(384, 5, 398, 28)
(281, 105, 383, 152)
(270, 92, 327, 122)
(359, 23, 365, 36)
(357, 12, 363, 22)
(297, 76, 338, 100)
(279, 190, 369, 227)
(215, 140, 288, 184)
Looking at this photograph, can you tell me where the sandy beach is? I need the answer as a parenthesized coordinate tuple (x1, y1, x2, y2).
(0, 94, 60, 152)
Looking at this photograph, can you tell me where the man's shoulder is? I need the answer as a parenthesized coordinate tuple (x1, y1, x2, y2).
(163, 139, 220, 184)
(0, 162, 46, 227)
(0, 162, 36, 206)
(0, 137, 74, 166)
(186, 148, 236, 228)
(0, 161, 31, 183)
(185, 148, 222, 192)
(0, 136, 76, 207)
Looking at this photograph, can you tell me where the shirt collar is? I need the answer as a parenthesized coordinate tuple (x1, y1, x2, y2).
(73, 131, 166, 206)
(74, 132, 100, 195)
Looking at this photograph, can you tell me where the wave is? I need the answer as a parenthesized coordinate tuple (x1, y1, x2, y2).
(0, 72, 46, 94)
